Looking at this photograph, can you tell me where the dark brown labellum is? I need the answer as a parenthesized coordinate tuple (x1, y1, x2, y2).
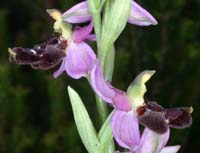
(146, 101, 164, 112)
(137, 100, 192, 134)
(165, 107, 192, 129)
(138, 109, 168, 134)
(9, 36, 67, 70)
(9, 47, 41, 65)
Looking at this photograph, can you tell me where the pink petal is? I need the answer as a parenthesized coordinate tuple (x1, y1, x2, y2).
(105, 82, 132, 111)
(112, 91, 132, 111)
(53, 57, 67, 78)
(137, 128, 170, 153)
(128, 1, 158, 26)
(111, 110, 140, 151)
(90, 60, 132, 111)
(65, 42, 96, 79)
(90, 60, 115, 103)
(73, 22, 93, 43)
(160, 146, 181, 153)
(62, 1, 92, 23)
(86, 34, 96, 41)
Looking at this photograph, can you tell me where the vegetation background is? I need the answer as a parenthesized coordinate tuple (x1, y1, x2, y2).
(0, 0, 200, 152)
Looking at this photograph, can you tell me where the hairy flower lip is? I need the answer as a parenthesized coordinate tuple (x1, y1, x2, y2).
(8, 36, 67, 69)
(9, 47, 41, 65)
(137, 100, 193, 134)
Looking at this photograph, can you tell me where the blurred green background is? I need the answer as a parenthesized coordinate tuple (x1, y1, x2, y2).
(0, 0, 200, 152)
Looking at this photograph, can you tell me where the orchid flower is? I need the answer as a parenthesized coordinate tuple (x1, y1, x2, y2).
(90, 60, 192, 151)
(52, 0, 157, 79)
(48, 9, 96, 79)
(9, 9, 96, 79)
(9, 0, 157, 78)
(53, 24, 96, 79)
(62, 0, 158, 26)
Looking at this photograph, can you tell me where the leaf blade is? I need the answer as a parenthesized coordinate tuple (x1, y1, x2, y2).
(68, 86, 103, 153)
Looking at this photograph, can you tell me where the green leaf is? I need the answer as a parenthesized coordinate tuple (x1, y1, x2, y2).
(68, 86, 104, 153)
(98, 111, 114, 152)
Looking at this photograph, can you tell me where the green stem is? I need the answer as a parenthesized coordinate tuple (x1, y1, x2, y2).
(98, 0, 112, 70)
(88, 1, 115, 152)
(104, 45, 115, 81)
(98, 44, 106, 69)
(93, 13, 102, 45)
(88, 0, 108, 122)
(95, 96, 108, 123)
(87, 1, 101, 44)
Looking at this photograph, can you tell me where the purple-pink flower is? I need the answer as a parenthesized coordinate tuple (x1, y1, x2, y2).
(9, 22, 96, 80)
(90, 60, 192, 152)
(62, 0, 158, 26)
(53, 22, 96, 79)
(9, 5, 97, 80)
(9, 0, 158, 79)
(50, 0, 158, 79)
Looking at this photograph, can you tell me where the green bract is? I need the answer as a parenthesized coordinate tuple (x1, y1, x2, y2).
(101, 0, 131, 55)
